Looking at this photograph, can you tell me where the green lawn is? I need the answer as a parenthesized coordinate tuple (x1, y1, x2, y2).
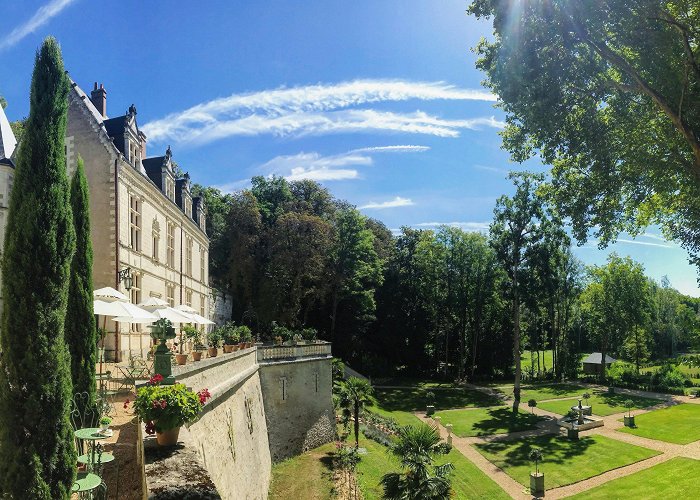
(569, 457, 700, 499)
(356, 433, 509, 500)
(366, 404, 423, 428)
(538, 392, 662, 417)
(269, 442, 335, 500)
(521, 350, 554, 372)
(475, 434, 659, 489)
(373, 386, 501, 414)
(495, 382, 587, 402)
(617, 403, 700, 444)
(434, 406, 543, 437)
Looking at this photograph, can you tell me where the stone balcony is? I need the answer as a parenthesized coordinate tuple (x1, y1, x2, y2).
(256, 341, 332, 364)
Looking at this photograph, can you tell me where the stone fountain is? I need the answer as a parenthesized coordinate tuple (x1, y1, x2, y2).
(557, 399, 604, 435)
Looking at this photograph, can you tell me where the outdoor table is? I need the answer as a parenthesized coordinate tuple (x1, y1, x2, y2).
(74, 428, 114, 473)
(72, 471, 103, 498)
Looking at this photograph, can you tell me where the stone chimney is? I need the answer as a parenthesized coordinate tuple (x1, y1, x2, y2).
(90, 82, 107, 118)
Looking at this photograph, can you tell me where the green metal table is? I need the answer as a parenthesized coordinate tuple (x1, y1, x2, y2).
(74, 428, 111, 471)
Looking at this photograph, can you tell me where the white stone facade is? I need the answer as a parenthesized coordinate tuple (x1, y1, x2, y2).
(66, 81, 211, 361)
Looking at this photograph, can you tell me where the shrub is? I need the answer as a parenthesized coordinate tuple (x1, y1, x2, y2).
(651, 364, 690, 389)
(236, 325, 253, 343)
(362, 425, 393, 447)
(527, 399, 537, 413)
(207, 329, 223, 348)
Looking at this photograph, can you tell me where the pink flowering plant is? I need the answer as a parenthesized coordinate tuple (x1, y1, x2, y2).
(132, 374, 211, 434)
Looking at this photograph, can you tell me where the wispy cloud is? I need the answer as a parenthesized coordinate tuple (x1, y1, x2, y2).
(414, 221, 491, 232)
(360, 197, 415, 210)
(474, 164, 507, 174)
(615, 238, 675, 249)
(258, 144, 429, 183)
(141, 79, 500, 145)
(0, 0, 77, 51)
(213, 179, 251, 193)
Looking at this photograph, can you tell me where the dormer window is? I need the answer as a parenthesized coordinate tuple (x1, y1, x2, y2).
(164, 177, 174, 201)
(185, 197, 192, 218)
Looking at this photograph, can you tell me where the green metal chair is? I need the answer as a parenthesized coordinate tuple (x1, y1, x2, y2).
(73, 443, 107, 499)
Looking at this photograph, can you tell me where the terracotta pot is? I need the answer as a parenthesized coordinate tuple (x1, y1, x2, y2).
(208, 347, 218, 357)
(175, 354, 188, 365)
(231, 344, 239, 352)
(223, 344, 234, 353)
(156, 426, 181, 446)
(192, 351, 202, 361)
(238, 343, 245, 350)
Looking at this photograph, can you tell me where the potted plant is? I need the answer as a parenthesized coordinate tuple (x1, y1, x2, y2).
(274, 335, 283, 346)
(301, 327, 317, 343)
(292, 333, 303, 346)
(624, 399, 635, 427)
(528, 399, 537, 413)
(239, 326, 253, 348)
(99, 416, 112, 433)
(175, 325, 198, 365)
(131, 374, 211, 446)
(222, 323, 240, 353)
(425, 391, 436, 416)
(207, 329, 222, 357)
(529, 448, 544, 496)
(191, 329, 204, 361)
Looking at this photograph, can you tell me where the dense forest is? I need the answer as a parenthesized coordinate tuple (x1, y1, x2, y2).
(194, 173, 700, 381)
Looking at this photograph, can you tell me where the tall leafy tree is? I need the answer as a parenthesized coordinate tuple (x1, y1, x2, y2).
(65, 157, 97, 417)
(0, 38, 77, 499)
(581, 254, 651, 377)
(328, 208, 383, 354)
(468, 0, 700, 270)
(490, 173, 552, 412)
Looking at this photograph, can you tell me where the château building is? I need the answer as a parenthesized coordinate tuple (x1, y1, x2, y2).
(66, 80, 210, 361)
(0, 104, 17, 322)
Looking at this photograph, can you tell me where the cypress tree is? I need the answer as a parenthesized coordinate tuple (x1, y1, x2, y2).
(0, 38, 77, 498)
(65, 156, 97, 419)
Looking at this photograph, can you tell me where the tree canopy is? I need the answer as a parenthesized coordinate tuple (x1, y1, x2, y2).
(469, 0, 700, 269)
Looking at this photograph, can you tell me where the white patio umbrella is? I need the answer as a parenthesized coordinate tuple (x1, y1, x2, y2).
(175, 304, 197, 314)
(139, 305, 194, 324)
(110, 302, 159, 323)
(179, 311, 215, 325)
(139, 297, 170, 308)
(93, 286, 129, 302)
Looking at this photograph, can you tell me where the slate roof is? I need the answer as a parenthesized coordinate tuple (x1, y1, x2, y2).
(143, 156, 167, 189)
(582, 352, 616, 365)
(0, 105, 17, 164)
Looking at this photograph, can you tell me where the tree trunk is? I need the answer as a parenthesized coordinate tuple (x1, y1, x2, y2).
(354, 400, 360, 448)
(513, 284, 522, 414)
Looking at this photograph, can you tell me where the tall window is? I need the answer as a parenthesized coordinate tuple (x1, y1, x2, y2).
(185, 236, 193, 276)
(166, 283, 175, 307)
(165, 178, 174, 201)
(152, 220, 160, 261)
(200, 293, 205, 319)
(130, 273, 141, 332)
(200, 247, 206, 283)
(166, 222, 175, 267)
(185, 198, 192, 218)
(129, 196, 141, 251)
(185, 289, 193, 308)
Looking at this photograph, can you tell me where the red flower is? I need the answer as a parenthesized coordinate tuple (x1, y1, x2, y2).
(144, 421, 156, 435)
(149, 373, 164, 385)
(160, 399, 167, 409)
(123, 399, 130, 410)
(197, 388, 211, 405)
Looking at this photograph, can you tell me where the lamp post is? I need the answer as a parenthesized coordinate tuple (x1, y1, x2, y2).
(117, 267, 133, 292)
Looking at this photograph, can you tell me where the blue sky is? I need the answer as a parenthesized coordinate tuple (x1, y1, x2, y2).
(1, 0, 699, 296)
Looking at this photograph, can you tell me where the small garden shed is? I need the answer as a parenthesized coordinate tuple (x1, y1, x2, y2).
(582, 352, 616, 375)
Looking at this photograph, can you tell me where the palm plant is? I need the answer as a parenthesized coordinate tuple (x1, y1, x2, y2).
(381, 424, 453, 500)
(337, 377, 374, 448)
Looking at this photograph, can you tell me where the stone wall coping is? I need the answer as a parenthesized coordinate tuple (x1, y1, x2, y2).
(258, 354, 333, 366)
(199, 364, 259, 418)
(172, 347, 256, 379)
